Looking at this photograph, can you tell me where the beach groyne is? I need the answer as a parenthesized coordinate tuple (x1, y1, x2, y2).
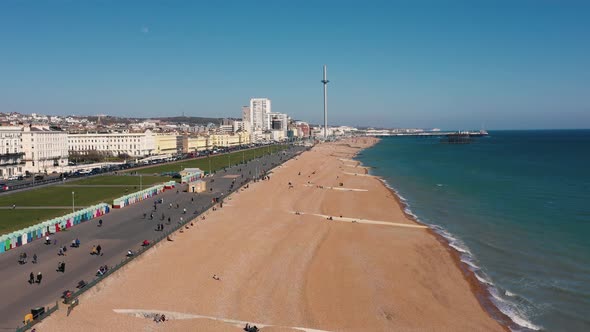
(37, 140, 504, 332)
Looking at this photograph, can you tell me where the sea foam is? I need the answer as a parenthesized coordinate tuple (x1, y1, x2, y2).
(374, 175, 542, 332)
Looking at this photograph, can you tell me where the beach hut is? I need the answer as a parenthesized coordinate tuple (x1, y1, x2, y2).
(0, 235, 6, 253)
(21, 231, 28, 245)
(9, 232, 18, 249)
(4, 235, 11, 251)
(26, 227, 34, 243)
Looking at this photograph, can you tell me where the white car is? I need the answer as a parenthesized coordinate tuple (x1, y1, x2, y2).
(7, 175, 19, 181)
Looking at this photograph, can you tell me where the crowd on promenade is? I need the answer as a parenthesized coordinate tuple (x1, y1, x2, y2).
(7, 146, 302, 328)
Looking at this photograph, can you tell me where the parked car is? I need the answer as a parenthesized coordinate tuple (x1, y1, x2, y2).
(34, 175, 44, 181)
(0, 183, 9, 191)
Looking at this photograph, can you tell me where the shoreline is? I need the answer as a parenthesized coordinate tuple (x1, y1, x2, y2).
(37, 137, 506, 331)
(353, 139, 513, 331)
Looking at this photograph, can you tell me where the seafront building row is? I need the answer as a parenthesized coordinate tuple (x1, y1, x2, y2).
(0, 125, 254, 178)
(0, 97, 363, 179)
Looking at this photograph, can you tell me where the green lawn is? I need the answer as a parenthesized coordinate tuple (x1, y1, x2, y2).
(0, 185, 149, 207)
(71, 175, 168, 186)
(0, 145, 288, 234)
(0, 209, 70, 234)
(134, 145, 287, 174)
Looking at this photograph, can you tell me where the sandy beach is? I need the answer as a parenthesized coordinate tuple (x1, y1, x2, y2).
(37, 138, 504, 331)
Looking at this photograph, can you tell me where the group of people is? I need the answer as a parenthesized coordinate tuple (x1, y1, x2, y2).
(156, 223, 165, 231)
(57, 245, 68, 256)
(18, 252, 28, 264)
(96, 265, 109, 276)
(70, 238, 81, 248)
(90, 244, 103, 256)
(153, 313, 166, 323)
(28, 272, 42, 284)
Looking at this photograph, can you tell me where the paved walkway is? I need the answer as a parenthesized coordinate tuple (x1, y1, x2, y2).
(0, 147, 305, 329)
(0, 206, 89, 210)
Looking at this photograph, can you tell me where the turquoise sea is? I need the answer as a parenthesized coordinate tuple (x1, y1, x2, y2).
(355, 130, 590, 332)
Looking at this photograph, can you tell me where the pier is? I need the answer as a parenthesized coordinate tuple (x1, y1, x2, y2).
(367, 130, 488, 144)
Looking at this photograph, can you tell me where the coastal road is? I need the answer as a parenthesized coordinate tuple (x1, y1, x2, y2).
(0, 146, 305, 330)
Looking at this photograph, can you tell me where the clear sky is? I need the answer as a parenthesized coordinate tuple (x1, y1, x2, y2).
(1, 1, 589, 130)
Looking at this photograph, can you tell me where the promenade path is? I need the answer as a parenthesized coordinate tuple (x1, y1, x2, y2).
(0, 146, 304, 330)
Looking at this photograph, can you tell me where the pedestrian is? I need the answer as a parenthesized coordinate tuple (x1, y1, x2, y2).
(150, 213, 154, 220)
(183, 208, 186, 214)
(191, 197, 194, 202)
(32, 253, 37, 264)
(98, 219, 103, 227)
(29, 272, 34, 284)
(169, 203, 172, 209)
(143, 213, 147, 219)
(36, 272, 42, 284)
(96, 245, 102, 255)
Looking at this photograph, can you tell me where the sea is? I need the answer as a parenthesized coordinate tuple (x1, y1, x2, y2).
(355, 130, 590, 332)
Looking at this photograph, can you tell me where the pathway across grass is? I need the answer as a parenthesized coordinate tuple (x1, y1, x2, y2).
(72, 175, 166, 186)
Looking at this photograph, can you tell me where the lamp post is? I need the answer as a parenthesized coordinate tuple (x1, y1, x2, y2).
(72, 191, 75, 213)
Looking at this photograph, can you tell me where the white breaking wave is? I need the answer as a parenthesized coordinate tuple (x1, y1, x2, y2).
(375, 176, 542, 332)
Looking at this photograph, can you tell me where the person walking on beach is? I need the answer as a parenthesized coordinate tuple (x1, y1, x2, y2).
(29, 272, 34, 284)
(32, 253, 37, 264)
(96, 245, 102, 255)
(36, 272, 42, 284)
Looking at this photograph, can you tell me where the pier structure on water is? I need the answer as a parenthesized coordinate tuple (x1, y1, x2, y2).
(367, 130, 489, 144)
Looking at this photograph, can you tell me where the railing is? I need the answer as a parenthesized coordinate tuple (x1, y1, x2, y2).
(12, 146, 302, 331)
(64, 200, 218, 304)
(15, 301, 59, 332)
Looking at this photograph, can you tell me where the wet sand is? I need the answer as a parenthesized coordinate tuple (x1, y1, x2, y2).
(38, 138, 504, 331)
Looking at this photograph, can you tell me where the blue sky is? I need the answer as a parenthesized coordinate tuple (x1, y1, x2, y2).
(0, 1, 589, 129)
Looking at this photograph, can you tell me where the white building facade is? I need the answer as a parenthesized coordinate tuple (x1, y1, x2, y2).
(0, 126, 24, 179)
(68, 130, 156, 158)
(22, 125, 69, 174)
(249, 98, 271, 142)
